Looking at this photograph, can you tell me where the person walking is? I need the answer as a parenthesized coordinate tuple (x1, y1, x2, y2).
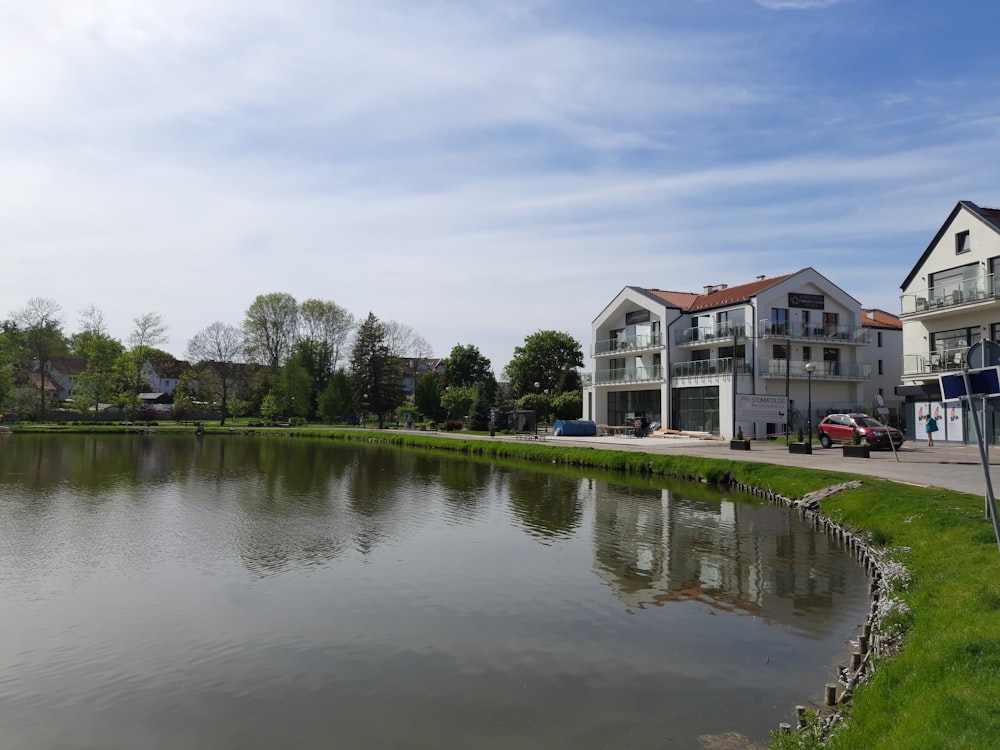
(925, 413, 939, 446)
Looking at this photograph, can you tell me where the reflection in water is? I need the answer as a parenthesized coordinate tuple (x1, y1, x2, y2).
(0, 435, 872, 750)
(590, 479, 859, 635)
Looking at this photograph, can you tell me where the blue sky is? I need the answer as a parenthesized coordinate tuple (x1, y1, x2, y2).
(5, 0, 1000, 374)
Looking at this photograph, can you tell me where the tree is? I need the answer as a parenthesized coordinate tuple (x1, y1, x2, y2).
(119, 312, 168, 418)
(350, 313, 404, 429)
(441, 383, 478, 422)
(300, 298, 355, 374)
(260, 392, 280, 423)
(384, 320, 432, 358)
(318, 369, 352, 424)
(443, 343, 497, 405)
(504, 330, 584, 398)
(186, 321, 244, 426)
(244, 292, 299, 369)
(11, 297, 67, 418)
(71, 306, 124, 421)
(413, 370, 443, 423)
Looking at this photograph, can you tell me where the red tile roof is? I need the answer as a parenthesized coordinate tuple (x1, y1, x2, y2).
(647, 274, 794, 313)
(861, 308, 902, 330)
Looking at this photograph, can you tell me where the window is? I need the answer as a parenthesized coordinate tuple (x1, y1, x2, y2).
(770, 308, 789, 335)
(930, 263, 978, 303)
(822, 312, 839, 336)
(878, 359, 884, 375)
(802, 346, 812, 361)
(956, 230, 971, 254)
(773, 344, 788, 359)
(877, 331, 883, 348)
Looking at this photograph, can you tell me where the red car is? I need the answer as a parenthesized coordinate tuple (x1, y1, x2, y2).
(817, 413, 905, 450)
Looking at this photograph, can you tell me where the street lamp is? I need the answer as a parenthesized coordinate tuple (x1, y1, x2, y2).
(804, 362, 816, 447)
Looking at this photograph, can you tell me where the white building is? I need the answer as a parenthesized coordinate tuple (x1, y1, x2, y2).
(899, 200, 1000, 443)
(583, 268, 902, 440)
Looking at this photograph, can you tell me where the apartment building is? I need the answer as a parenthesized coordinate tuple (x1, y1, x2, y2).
(899, 200, 1000, 443)
(582, 268, 901, 440)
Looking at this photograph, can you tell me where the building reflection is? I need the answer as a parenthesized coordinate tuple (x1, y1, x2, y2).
(587, 479, 864, 634)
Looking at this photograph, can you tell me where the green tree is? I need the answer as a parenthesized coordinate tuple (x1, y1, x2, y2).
(441, 383, 478, 422)
(350, 312, 404, 429)
(118, 312, 168, 419)
(71, 306, 124, 421)
(413, 370, 443, 422)
(443, 343, 497, 403)
(318, 369, 352, 424)
(260, 392, 280, 423)
(244, 292, 299, 369)
(503, 330, 584, 398)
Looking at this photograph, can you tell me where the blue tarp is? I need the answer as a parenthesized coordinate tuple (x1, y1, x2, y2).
(553, 419, 597, 437)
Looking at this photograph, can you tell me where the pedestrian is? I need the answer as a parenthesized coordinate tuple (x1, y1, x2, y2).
(925, 413, 938, 446)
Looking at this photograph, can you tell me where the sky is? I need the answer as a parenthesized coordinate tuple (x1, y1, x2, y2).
(5, 0, 1000, 375)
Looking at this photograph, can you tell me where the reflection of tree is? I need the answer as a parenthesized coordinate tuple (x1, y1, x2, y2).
(437, 458, 492, 519)
(507, 471, 582, 539)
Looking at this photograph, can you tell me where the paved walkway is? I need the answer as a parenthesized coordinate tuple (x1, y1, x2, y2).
(486, 432, 999, 498)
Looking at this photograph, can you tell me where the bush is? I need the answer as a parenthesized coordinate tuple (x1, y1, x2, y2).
(443, 419, 464, 432)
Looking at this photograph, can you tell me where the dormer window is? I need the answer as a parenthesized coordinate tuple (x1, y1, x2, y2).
(956, 230, 971, 254)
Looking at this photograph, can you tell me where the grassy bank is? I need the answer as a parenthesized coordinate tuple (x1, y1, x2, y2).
(9, 425, 1000, 748)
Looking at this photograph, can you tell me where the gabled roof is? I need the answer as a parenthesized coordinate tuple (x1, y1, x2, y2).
(901, 200, 1000, 290)
(147, 358, 191, 379)
(861, 308, 902, 330)
(646, 273, 795, 313)
(645, 290, 701, 309)
(47, 357, 87, 375)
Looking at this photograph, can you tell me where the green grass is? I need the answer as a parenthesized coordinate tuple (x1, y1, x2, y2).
(12, 424, 1000, 748)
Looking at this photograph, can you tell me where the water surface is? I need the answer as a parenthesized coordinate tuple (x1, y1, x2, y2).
(0, 434, 870, 749)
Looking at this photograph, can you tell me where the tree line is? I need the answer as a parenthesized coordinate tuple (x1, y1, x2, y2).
(1, 294, 584, 429)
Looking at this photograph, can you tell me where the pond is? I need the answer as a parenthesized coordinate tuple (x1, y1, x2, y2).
(0, 434, 871, 749)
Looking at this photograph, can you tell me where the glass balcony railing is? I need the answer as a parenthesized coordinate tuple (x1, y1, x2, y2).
(759, 358, 871, 380)
(593, 332, 663, 356)
(757, 320, 869, 343)
(901, 273, 997, 315)
(674, 322, 749, 345)
(592, 365, 665, 385)
(671, 358, 752, 378)
(903, 348, 968, 376)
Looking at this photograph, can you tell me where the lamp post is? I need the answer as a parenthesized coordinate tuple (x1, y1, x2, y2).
(804, 362, 816, 447)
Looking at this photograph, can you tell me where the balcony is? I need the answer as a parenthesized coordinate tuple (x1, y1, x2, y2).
(903, 348, 968, 377)
(593, 364, 665, 385)
(759, 358, 871, 380)
(757, 320, 869, 344)
(901, 274, 997, 316)
(675, 322, 750, 346)
(671, 358, 752, 378)
(593, 332, 662, 357)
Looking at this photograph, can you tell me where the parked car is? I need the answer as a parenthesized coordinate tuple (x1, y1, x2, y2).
(817, 413, 904, 450)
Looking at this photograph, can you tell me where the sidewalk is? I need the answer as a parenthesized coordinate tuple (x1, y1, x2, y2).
(512, 432, 998, 497)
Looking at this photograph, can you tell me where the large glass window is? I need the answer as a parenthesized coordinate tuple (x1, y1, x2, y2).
(930, 263, 978, 303)
(607, 390, 661, 427)
(672, 386, 720, 434)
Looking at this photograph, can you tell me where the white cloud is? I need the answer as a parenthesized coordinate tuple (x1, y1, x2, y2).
(3, 1, 1000, 372)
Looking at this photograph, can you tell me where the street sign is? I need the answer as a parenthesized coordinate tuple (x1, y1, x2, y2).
(940, 366, 1000, 401)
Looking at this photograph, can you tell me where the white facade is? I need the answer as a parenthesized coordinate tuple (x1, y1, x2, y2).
(899, 200, 1000, 443)
(583, 268, 903, 440)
